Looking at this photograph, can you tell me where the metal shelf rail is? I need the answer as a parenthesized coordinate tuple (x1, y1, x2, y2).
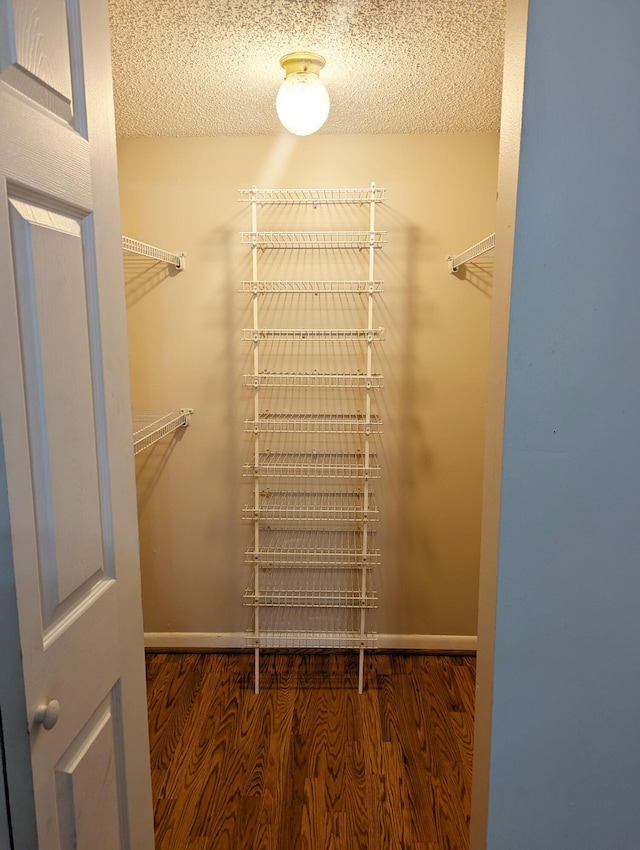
(240, 183, 385, 694)
(243, 452, 381, 479)
(238, 187, 386, 204)
(245, 529, 380, 567)
(245, 413, 383, 434)
(242, 490, 379, 522)
(240, 231, 386, 249)
(240, 280, 384, 294)
(122, 235, 186, 270)
(243, 372, 384, 389)
(244, 589, 378, 608)
(253, 630, 377, 649)
(132, 409, 193, 455)
(242, 327, 385, 342)
(447, 233, 495, 273)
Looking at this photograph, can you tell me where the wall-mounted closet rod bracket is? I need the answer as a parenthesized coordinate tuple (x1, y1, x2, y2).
(122, 235, 186, 270)
(447, 233, 495, 273)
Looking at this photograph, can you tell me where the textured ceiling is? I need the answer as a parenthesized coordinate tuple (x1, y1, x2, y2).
(108, 0, 506, 138)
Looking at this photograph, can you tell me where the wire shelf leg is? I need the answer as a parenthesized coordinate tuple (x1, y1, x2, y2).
(254, 646, 260, 695)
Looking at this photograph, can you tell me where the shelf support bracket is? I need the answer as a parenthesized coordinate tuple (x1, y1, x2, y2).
(447, 233, 495, 274)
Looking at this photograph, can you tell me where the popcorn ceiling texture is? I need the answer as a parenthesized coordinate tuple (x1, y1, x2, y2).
(109, 0, 506, 138)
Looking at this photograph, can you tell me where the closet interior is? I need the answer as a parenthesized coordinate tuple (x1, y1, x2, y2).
(113, 0, 502, 839)
(110, 0, 505, 685)
(119, 132, 497, 664)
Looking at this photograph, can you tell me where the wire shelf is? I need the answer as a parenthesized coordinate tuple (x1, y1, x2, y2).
(122, 236, 186, 270)
(239, 280, 384, 294)
(244, 372, 384, 389)
(243, 327, 385, 342)
(244, 453, 380, 479)
(243, 490, 378, 523)
(447, 233, 495, 273)
(238, 187, 386, 204)
(245, 413, 383, 435)
(240, 231, 386, 249)
(246, 564, 376, 593)
(244, 589, 377, 608)
(246, 529, 380, 567)
(247, 630, 376, 649)
(132, 409, 192, 455)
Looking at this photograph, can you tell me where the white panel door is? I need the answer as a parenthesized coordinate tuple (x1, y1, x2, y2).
(0, 0, 154, 848)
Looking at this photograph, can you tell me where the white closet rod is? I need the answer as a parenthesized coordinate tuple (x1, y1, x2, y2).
(122, 235, 186, 270)
(447, 233, 495, 273)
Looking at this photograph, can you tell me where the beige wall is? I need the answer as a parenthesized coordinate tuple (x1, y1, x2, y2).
(117, 133, 497, 641)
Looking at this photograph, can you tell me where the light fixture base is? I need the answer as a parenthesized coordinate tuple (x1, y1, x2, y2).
(280, 51, 326, 78)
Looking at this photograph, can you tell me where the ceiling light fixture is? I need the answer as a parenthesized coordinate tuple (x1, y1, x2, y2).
(276, 52, 330, 136)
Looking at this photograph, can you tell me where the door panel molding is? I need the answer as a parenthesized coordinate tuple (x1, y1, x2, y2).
(0, 0, 73, 122)
(8, 194, 107, 625)
(54, 686, 127, 849)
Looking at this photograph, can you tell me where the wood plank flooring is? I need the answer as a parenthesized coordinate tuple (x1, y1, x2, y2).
(146, 652, 476, 850)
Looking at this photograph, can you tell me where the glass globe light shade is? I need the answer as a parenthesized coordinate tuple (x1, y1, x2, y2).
(276, 72, 330, 136)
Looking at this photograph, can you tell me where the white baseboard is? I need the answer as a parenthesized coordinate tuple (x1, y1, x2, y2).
(144, 632, 246, 649)
(144, 632, 477, 653)
(376, 633, 476, 651)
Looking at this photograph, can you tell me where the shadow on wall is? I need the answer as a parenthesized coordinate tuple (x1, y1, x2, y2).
(134, 435, 184, 515)
(123, 258, 180, 308)
(373, 205, 436, 634)
(450, 260, 494, 298)
(202, 218, 246, 607)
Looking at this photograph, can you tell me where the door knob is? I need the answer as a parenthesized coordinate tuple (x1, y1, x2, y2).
(35, 699, 60, 730)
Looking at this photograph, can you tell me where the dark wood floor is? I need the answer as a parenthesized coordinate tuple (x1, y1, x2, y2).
(145, 652, 475, 850)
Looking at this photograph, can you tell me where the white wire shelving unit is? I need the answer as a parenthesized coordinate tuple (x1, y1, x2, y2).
(240, 183, 385, 694)
(122, 236, 186, 270)
(447, 233, 495, 274)
(132, 409, 192, 455)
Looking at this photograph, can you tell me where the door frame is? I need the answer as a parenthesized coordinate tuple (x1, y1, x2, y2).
(0, 0, 531, 846)
(470, 0, 528, 846)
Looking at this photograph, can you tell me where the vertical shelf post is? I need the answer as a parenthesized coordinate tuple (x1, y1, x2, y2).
(360, 180, 378, 693)
(251, 185, 260, 694)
